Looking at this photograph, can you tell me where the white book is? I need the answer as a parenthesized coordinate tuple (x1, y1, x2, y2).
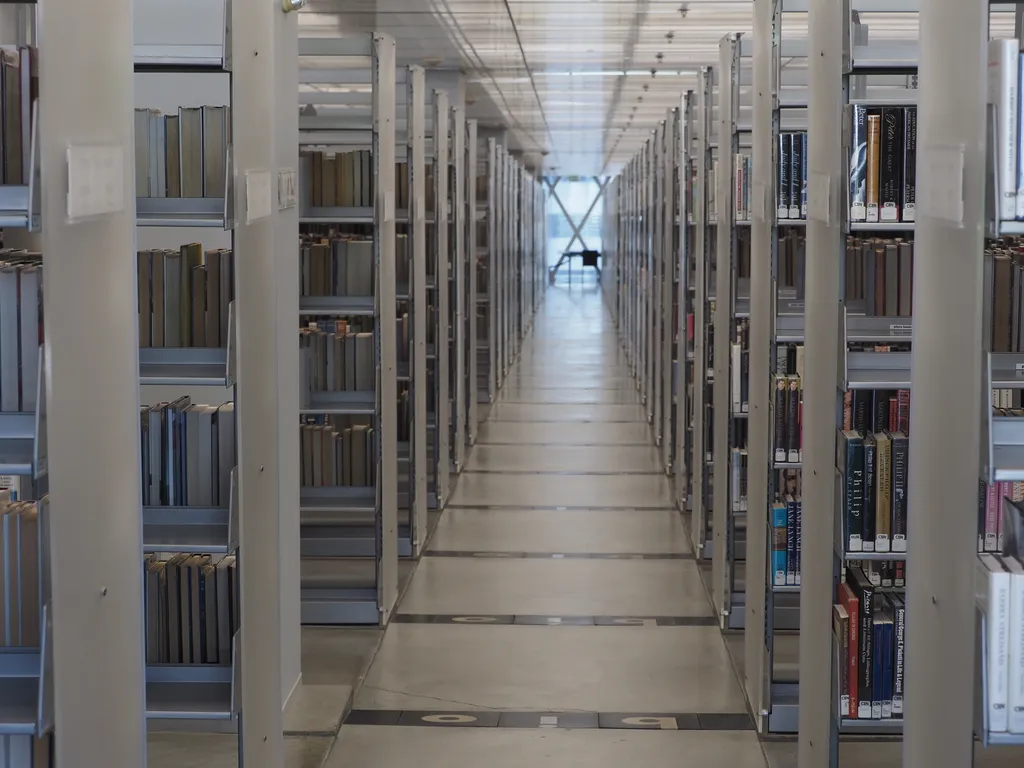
(988, 39, 1019, 221)
(979, 554, 1012, 733)
(148, 110, 166, 198)
(1005, 555, 1024, 733)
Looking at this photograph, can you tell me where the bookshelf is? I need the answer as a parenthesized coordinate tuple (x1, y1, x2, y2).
(690, 67, 715, 562)
(476, 137, 498, 405)
(452, 105, 467, 473)
(466, 119, 479, 444)
(672, 93, 694, 519)
(295, 33, 399, 626)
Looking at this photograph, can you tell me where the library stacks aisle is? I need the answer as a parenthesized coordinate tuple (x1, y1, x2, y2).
(323, 282, 768, 767)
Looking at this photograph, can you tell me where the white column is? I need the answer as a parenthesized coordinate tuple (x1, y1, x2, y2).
(39, 0, 146, 762)
(903, 0, 987, 765)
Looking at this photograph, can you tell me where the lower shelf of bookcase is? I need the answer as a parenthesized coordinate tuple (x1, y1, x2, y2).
(0, 678, 38, 736)
(300, 562, 380, 626)
(146, 664, 233, 721)
(143, 506, 232, 554)
(840, 717, 903, 734)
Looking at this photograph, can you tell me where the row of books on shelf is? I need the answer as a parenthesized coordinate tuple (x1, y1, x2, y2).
(730, 319, 749, 414)
(771, 495, 802, 586)
(0, 734, 49, 768)
(302, 150, 435, 210)
(144, 553, 236, 665)
(842, 389, 912, 435)
(773, 375, 802, 464)
(133, 106, 230, 199)
(733, 154, 754, 222)
(981, 478, 1024, 554)
(777, 132, 808, 220)
(299, 236, 376, 298)
(300, 418, 377, 488)
(834, 566, 906, 720)
(141, 398, 235, 508)
(850, 106, 917, 224)
(300, 321, 378, 394)
(838, 426, 909, 554)
(0, 47, 34, 187)
(0, 250, 41, 413)
(991, 238, 1024, 352)
(989, 39, 1024, 222)
(977, 538, 1024, 733)
(731, 447, 747, 513)
(0, 495, 39, 648)
(845, 238, 914, 318)
(138, 246, 233, 349)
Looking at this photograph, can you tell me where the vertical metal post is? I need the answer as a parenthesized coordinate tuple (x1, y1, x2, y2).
(274, 0, 301, 702)
(487, 138, 498, 401)
(409, 65, 427, 553)
(451, 106, 466, 472)
(745, 0, 773, 725)
(653, 126, 665, 443)
(903, 0, 987, 765)
(676, 93, 693, 506)
(39, 0, 146, 762)
(662, 116, 676, 470)
(434, 91, 451, 505)
(691, 68, 712, 555)
(713, 35, 739, 625)
(372, 34, 398, 623)
(644, 140, 653, 413)
(467, 119, 479, 444)
(800, 0, 845, 762)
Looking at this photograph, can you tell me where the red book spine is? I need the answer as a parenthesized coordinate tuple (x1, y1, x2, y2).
(839, 583, 859, 719)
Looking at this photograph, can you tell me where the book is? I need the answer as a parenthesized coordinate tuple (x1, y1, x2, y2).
(772, 502, 788, 586)
(1000, 555, 1024, 733)
(979, 554, 1011, 732)
(862, 434, 877, 552)
(778, 132, 791, 219)
(875, 431, 892, 553)
(989, 39, 1019, 220)
(850, 105, 868, 222)
(789, 133, 802, 219)
(902, 107, 917, 222)
(890, 431, 909, 552)
(838, 582, 861, 719)
(865, 111, 882, 223)
(879, 108, 903, 222)
(891, 593, 906, 717)
(846, 565, 875, 719)
(839, 430, 865, 552)
(834, 603, 851, 718)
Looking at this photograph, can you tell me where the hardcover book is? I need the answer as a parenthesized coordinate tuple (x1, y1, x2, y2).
(879, 108, 903, 222)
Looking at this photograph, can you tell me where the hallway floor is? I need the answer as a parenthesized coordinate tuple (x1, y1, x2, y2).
(323, 284, 768, 767)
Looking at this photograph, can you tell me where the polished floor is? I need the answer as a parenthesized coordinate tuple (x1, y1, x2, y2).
(323, 283, 768, 767)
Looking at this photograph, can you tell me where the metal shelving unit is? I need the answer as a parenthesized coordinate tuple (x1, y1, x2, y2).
(295, 33, 399, 626)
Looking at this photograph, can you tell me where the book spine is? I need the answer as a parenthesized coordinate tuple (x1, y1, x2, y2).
(987, 562, 1011, 732)
(876, 437, 892, 553)
(879, 108, 903, 222)
(842, 587, 860, 719)
(994, 40, 1019, 220)
(987, 482, 1000, 552)
(789, 133, 802, 218)
(866, 111, 881, 223)
(794, 496, 802, 585)
(902, 107, 917, 222)
(778, 133, 791, 219)
(844, 434, 864, 552)
(897, 389, 910, 434)
(863, 438, 876, 552)
(800, 132, 809, 218)
(891, 434, 909, 552)
(772, 503, 788, 586)
(850, 106, 868, 221)
(893, 596, 906, 717)
(774, 377, 787, 462)
(882, 618, 893, 718)
(786, 497, 797, 585)
(872, 620, 884, 718)
(835, 607, 850, 718)
(787, 377, 801, 462)
(858, 578, 874, 718)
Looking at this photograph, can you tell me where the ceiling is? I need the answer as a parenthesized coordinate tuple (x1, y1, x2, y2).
(299, 1, 1018, 176)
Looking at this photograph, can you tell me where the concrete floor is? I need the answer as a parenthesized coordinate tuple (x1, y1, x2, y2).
(321, 284, 767, 768)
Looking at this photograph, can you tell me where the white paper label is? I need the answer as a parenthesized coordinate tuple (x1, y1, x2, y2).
(245, 170, 273, 223)
(278, 167, 297, 210)
(66, 144, 125, 220)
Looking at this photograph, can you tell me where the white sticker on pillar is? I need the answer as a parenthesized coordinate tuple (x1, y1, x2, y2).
(918, 146, 964, 226)
(245, 170, 273, 223)
(66, 144, 125, 221)
(278, 168, 297, 210)
(808, 172, 831, 225)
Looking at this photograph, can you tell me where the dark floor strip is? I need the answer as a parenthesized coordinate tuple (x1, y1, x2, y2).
(462, 469, 663, 476)
(477, 441, 653, 447)
(423, 550, 694, 560)
(445, 503, 676, 511)
(392, 614, 716, 626)
(345, 709, 754, 730)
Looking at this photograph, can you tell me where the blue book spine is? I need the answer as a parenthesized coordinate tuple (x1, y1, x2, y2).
(794, 496, 802, 585)
(772, 503, 788, 586)
(800, 133, 809, 218)
(785, 496, 797, 585)
(882, 619, 893, 718)
(872, 621, 884, 719)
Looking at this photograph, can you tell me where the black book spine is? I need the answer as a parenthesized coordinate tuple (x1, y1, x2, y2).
(892, 594, 906, 717)
(890, 433, 909, 552)
(800, 132, 809, 218)
(850, 105, 868, 221)
(790, 132, 803, 218)
(880, 107, 904, 222)
(842, 432, 865, 551)
(872, 390, 892, 433)
(778, 133, 791, 218)
(847, 566, 875, 718)
(863, 435, 876, 552)
(853, 391, 871, 433)
(774, 377, 787, 461)
(741, 350, 750, 410)
(787, 377, 800, 458)
(902, 107, 917, 222)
